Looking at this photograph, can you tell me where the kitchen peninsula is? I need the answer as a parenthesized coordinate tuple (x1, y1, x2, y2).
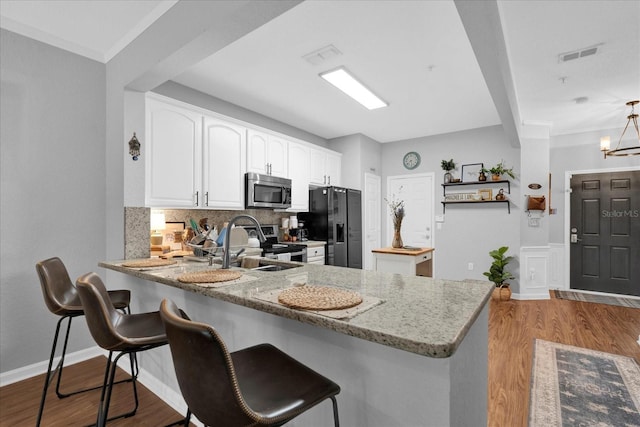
(101, 259, 493, 426)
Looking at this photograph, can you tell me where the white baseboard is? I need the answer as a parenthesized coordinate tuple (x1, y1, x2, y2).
(512, 292, 550, 300)
(0, 346, 103, 387)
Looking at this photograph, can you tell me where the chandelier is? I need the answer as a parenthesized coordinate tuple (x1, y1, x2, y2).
(600, 100, 640, 158)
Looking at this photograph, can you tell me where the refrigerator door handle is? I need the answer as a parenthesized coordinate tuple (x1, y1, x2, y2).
(336, 223, 345, 242)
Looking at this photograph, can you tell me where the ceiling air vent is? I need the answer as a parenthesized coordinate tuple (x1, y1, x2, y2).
(558, 44, 601, 63)
(302, 44, 342, 66)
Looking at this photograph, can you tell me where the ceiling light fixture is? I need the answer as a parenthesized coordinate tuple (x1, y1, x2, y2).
(600, 100, 640, 158)
(319, 67, 388, 110)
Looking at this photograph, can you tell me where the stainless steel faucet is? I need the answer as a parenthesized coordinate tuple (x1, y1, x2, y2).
(221, 215, 266, 269)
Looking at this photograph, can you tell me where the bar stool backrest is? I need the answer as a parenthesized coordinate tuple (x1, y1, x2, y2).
(36, 257, 82, 316)
(76, 272, 126, 351)
(159, 299, 257, 426)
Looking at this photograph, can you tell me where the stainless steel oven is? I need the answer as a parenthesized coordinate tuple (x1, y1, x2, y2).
(245, 172, 292, 209)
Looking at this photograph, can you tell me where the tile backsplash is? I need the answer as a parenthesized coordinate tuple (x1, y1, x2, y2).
(124, 206, 293, 259)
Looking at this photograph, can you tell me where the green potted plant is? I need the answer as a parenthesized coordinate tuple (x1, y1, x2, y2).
(441, 159, 456, 183)
(483, 246, 515, 300)
(488, 161, 515, 181)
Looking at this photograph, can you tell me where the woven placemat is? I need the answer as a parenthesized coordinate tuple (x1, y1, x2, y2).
(278, 285, 363, 310)
(177, 270, 242, 284)
(122, 259, 177, 268)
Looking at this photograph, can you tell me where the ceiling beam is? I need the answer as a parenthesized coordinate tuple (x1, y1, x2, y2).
(109, 0, 302, 92)
(454, 0, 521, 148)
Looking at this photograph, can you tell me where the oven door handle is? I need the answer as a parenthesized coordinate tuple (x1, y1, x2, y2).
(289, 250, 305, 257)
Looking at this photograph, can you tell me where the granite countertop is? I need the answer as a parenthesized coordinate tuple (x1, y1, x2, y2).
(100, 259, 493, 358)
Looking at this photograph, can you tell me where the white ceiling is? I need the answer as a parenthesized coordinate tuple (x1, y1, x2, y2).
(1, 0, 638, 143)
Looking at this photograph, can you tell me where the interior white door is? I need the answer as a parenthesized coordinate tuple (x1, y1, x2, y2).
(387, 174, 434, 248)
(363, 173, 381, 270)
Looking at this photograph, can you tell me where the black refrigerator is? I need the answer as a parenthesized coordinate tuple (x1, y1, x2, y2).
(301, 187, 362, 269)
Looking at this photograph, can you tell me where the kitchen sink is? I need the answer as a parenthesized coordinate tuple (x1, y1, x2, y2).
(240, 258, 302, 272)
(251, 264, 299, 272)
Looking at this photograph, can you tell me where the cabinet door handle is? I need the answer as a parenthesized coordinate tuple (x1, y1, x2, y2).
(328, 175, 331, 185)
(205, 191, 209, 207)
(324, 175, 327, 184)
(195, 191, 199, 206)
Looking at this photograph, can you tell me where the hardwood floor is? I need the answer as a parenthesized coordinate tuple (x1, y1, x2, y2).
(0, 356, 190, 426)
(1, 295, 639, 426)
(488, 294, 640, 427)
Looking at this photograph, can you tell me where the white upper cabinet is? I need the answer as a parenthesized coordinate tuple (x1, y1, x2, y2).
(309, 146, 342, 187)
(287, 142, 310, 211)
(146, 95, 342, 210)
(146, 96, 245, 210)
(325, 151, 342, 187)
(202, 116, 246, 209)
(146, 98, 202, 207)
(246, 129, 288, 177)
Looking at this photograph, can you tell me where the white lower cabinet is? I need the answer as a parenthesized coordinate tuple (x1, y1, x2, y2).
(202, 117, 246, 209)
(372, 249, 433, 277)
(306, 245, 325, 264)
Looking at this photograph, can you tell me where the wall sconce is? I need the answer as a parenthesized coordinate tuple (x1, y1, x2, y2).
(128, 132, 140, 161)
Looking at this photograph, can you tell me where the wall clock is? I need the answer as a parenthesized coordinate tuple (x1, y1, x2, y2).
(403, 151, 421, 170)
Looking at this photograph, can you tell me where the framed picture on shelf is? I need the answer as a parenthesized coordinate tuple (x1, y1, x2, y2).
(479, 188, 493, 201)
(163, 221, 185, 250)
(461, 163, 484, 183)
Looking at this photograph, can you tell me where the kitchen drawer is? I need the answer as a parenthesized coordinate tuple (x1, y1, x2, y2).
(307, 257, 325, 265)
(307, 246, 325, 259)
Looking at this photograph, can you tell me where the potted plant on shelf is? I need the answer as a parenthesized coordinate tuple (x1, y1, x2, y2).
(441, 159, 456, 183)
(483, 246, 515, 301)
(488, 161, 515, 181)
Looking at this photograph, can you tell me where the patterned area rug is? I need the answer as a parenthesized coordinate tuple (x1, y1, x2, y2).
(529, 339, 640, 426)
(552, 290, 640, 309)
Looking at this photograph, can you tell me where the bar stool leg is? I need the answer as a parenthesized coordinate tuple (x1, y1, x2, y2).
(96, 350, 140, 427)
(331, 396, 340, 427)
(36, 315, 67, 426)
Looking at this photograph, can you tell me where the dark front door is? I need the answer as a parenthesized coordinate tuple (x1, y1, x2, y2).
(570, 171, 640, 296)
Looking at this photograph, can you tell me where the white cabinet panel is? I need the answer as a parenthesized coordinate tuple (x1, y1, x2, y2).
(146, 99, 201, 207)
(325, 151, 341, 186)
(309, 147, 327, 185)
(309, 147, 341, 187)
(247, 129, 288, 177)
(287, 142, 310, 211)
(203, 117, 246, 209)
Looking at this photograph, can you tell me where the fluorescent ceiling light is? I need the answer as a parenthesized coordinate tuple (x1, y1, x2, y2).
(320, 67, 388, 110)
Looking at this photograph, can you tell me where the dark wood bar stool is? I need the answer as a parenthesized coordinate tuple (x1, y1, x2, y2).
(76, 272, 170, 427)
(35, 257, 132, 427)
(159, 299, 341, 427)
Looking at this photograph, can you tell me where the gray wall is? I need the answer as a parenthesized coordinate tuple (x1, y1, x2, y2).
(0, 29, 106, 372)
(549, 132, 640, 243)
(381, 125, 521, 285)
(328, 133, 383, 190)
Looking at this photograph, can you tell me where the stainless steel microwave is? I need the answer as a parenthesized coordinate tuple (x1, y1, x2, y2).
(245, 172, 292, 209)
